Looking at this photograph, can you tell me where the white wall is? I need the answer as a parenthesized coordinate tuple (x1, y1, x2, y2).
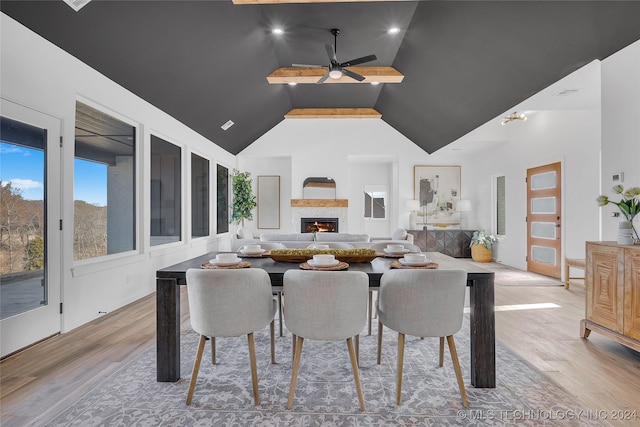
(1, 14, 236, 335)
(601, 40, 640, 240)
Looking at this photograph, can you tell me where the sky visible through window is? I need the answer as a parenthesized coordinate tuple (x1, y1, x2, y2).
(1, 142, 107, 206)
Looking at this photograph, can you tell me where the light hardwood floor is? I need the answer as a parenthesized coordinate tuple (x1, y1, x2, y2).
(1, 264, 639, 426)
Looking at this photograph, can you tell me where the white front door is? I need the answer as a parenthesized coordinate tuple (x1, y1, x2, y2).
(1, 99, 62, 357)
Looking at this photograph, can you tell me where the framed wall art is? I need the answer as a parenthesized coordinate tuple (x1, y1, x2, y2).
(413, 165, 461, 227)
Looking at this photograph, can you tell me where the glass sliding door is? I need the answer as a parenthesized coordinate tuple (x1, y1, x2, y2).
(0, 99, 62, 357)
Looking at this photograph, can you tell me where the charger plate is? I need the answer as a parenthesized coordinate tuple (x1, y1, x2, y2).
(299, 261, 349, 271)
(201, 261, 251, 269)
(390, 260, 438, 269)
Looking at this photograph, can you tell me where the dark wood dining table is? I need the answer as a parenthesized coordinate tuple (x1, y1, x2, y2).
(156, 251, 496, 388)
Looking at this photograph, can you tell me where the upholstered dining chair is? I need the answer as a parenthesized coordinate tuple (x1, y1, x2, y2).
(283, 270, 369, 411)
(376, 269, 469, 407)
(185, 268, 277, 406)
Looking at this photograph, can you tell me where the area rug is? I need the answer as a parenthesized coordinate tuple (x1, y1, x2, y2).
(47, 316, 608, 426)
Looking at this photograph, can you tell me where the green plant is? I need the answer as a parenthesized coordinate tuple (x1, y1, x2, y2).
(470, 230, 497, 250)
(230, 169, 257, 226)
(597, 184, 640, 240)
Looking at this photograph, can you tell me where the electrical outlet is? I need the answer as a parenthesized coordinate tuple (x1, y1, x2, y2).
(612, 172, 624, 183)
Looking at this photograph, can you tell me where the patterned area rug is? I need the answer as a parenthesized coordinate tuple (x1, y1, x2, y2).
(48, 316, 607, 426)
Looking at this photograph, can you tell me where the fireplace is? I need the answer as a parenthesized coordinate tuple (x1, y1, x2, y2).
(301, 218, 339, 233)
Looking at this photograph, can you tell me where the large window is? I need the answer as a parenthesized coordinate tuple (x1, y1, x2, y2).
(216, 164, 229, 234)
(74, 101, 136, 260)
(150, 135, 181, 246)
(495, 175, 506, 236)
(191, 153, 209, 238)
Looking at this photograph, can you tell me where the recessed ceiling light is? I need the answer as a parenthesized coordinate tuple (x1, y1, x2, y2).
(272, 28, 284, 35)
(370, 81, 380, 86)
(387, 27, 400, 35)
(221, 120, 234, 131)
(288, 82, 297, 86)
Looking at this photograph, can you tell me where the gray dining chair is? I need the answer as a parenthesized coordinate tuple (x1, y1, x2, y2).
(283, 270, 369, 411)
(185, 268, 277, 406)
(376, 269, 469, 407)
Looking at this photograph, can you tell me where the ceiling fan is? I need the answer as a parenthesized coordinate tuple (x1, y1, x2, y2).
(293, 28, 377, 84)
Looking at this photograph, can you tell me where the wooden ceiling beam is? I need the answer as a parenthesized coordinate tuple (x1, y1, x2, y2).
(267, 66, 403, 84)
(285, 108, 382, 119)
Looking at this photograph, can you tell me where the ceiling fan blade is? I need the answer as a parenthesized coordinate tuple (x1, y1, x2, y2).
(316, 71, 332, 84)
(325, 43, 337, 62)
(341, 68, 366, 82)
(292, 63, 324, 68)
(340, 54, 377, 67)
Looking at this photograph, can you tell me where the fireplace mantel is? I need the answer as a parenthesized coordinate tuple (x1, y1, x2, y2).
(291, 199, 348, 207)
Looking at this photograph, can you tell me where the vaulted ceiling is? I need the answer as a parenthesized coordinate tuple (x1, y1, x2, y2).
(2, 1, 640, 155)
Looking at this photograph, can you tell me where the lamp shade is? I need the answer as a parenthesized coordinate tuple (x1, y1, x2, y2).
(406, 200, 421, 211)
(456, 200, 472, 212)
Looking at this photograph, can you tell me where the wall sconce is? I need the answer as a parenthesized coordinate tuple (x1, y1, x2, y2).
(501, 111, 527, 125)
(456, 199, 472, 229)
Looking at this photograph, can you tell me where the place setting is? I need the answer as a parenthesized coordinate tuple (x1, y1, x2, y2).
(201, 253, 251, 269)
(380, 244, 411, 258)
(300, 254, 349, 271)
(390, 253, 439, 269)
(237, 244, 269, 257)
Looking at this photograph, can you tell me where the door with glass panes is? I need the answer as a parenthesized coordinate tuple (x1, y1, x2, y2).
(526, 162, 562, 278)
(1, 99, 62, 357)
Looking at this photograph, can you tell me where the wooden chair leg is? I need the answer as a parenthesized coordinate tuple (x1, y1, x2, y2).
(368, 291, 373, 335)
(247, 333, 260, 406)
(278, 292, 284, 337)
(347, 337, 366, 412)
(186, 335, 206, 405)
(446, 335, 469, 408)
(270, 320, 276, 364)
(396, 333, 405, 405)
(211, 336, 216, 365)
(287, 336, 304, 409)
(377, 320, 383, 365)
(291, 333, 296, 366)
(439, 336, 445, 367)
(355, 334, 359, 366)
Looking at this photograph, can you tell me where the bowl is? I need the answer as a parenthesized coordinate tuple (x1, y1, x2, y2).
(403, 253, 427, 264)
(311, 244, 330, 250)
(243, 244, 262, 253)
(313, 254, 336, 266)
(386, 244, 405, 253)
(216, 253, 239, 264)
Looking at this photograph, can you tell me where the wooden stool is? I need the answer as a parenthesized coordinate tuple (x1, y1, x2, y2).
(564, 258, 585, 289)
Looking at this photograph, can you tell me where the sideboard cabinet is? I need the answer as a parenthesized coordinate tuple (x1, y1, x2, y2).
(581, 241, 640, 352)
(408, 229, 474, 258)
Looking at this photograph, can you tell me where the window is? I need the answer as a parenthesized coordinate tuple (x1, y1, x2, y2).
(191, 153, 209, 238)
(364, 186, 386, 219)
(495, 175, 506, 236)
(150, 135, 181, 246)
(216, 164, 229, 234)
(74, 101, 136, 260)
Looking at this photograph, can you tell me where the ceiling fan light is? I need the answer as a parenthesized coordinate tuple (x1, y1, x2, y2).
(272, 28, 284, 35)
(329, 70, 343, 79)
(388, 27, 400, 35)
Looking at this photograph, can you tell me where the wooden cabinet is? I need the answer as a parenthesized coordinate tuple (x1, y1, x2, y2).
(581, 241, 640, 351)
(408, 229, 474, 258)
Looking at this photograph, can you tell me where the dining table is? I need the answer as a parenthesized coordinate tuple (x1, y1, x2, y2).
(156, 251, 496, 388)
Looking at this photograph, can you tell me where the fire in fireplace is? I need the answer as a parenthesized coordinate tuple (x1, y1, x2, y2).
(301, 218, 339, 233)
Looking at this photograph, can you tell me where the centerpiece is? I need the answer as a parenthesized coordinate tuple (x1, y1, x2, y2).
(597, 184, 640, 244)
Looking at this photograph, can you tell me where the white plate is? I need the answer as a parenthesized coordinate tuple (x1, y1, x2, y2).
(399, 258, 431, 267)
(307, 259, 340, 267)
(239, 248, 266, 255)
(384, 248, 409, 254)
(209, 258, 242, 266)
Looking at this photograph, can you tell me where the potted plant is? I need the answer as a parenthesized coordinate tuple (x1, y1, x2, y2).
(597, 184, 640, 244)
(470, 230, 496, 262)
(230, 169, 257, 227)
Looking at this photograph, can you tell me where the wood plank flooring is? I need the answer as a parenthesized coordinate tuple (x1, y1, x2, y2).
(2, 264, 640, 426)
